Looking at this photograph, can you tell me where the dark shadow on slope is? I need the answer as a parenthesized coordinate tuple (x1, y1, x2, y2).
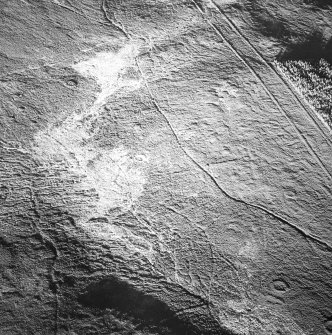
(78, 276, 236, 335)
(278, 32, 332, 64)
(256, 17, 291, 40)
(245, 0, 332, 57)
(244, 1, 293, 41)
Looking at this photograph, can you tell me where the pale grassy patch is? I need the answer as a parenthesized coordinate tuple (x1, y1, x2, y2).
(73, 44, 142, 109)
(33, 43, 148, 215)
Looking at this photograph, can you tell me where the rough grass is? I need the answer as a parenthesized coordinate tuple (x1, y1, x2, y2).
(303, 0, 332, 9)
(275, 58, 332, 129)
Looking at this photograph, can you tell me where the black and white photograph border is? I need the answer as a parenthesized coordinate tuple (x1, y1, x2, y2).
(0, 0, 331, 334)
